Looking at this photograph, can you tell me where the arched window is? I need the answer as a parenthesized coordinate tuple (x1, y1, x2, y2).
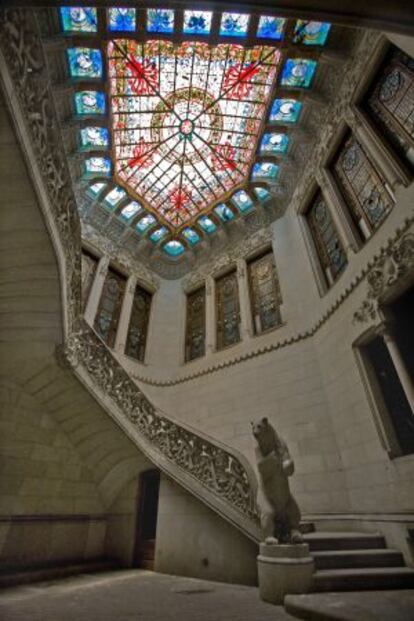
(216, 270, 241, 350)
(94, 267, 126, 347)
(125, 284, 152, 362)
(185, 287, 206, 362)
(247, 250, 283, 334)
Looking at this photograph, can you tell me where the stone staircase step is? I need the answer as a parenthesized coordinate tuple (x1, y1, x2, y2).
(0, 559, 118, 589)
(312, 548, 404, 570)
(304, 531, 386, 552)
(300, 522, 315, 535)
(313, 567, 414, 592)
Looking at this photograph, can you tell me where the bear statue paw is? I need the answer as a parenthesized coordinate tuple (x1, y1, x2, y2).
(264, 536, 279, 545)
(290, 529, 303, 544)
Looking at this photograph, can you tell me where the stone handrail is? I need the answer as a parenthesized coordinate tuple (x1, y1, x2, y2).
(0, 8, 260, 542)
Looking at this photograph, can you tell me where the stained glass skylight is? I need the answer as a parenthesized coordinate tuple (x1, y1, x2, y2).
(183, 11, 212, 35)
(108, 8, 136, 32)
(104, 186, 126, 207)
(88, 182, 107, 197)
(164, 240, 185, 256)
(85, 157, 111, 176)
(251, 162, 279, 180)
(75, 91, 106, 115)
(150, 227, 168, 243)
(198, 215, 217, 233)
(281, 59, 317, 88)
(80, 127, 109, 149)
(120, 201, 141, 220)
(136, 214, 156, 233)
(108, 39, 280, 231)
(254, 186, 271, 201)
(257, 16, 285, 40)
(61, 7, 97, 33)
(220, 13, 250, 37)
(67, 48, 102, 79)
(260, 132, 289, 154)
(269, 99, 302, 123)
(215, 204, 235, 221)
(147, 9, 174, 33)
(293, 21, 331, 46)
(232, 189, 254, 212)
(182, 228, 200, 245)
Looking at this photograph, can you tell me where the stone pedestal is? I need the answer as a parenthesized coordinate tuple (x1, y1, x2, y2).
(257, 543, 314, 605)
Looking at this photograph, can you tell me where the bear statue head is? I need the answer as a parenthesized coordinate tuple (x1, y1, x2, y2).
(251, 417, 270, 440)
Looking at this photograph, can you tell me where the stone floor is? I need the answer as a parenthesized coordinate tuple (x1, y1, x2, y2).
(0, 569, 294, 621)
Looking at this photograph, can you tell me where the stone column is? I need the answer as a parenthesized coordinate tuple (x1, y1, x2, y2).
(205, 276, 216, 355)
(84, 255, 109, 327)
(237, 259, 253, 340)
(114, 274, 137, 355)
(378, 323, 414, 413)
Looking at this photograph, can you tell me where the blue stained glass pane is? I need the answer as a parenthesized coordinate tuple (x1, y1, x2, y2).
(85, 157, 111, 176)
(108, 8, 136, 31)
(182, 228, 200, 246)
(232, 190, 253, 212)
(260, 133, 289, 154)
(252, 162, 279, 180)
(74, 91, 105, 115)
(147, 9, 174, 33)
(293, 21, 331, 46)
(67, 48, 102, 79)
(87, 182, 107, 197)
(120, 201, 141, 221)
(136, 214, 156, 233)
(183, 11, 212, 35)
(60, 7, 97, 33)
(150, 227, 168, 243)
(281, 59, 317, 88)
(254, 187, 271, 201)
(215, 204, 234, 222)
(220, 13, 250, 37)
(104, 186, 126, 207)
(164, 240, 185, 256)
(198, 216, 217, 233)
(80, 127, 109, 148)
(269, 99, 302, 124)
(257, 15, 285, 40)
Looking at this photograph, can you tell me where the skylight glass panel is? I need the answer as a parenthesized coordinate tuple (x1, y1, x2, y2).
(215, 204, 234, 222)
(254, 186, 271, 201)
(150, 227, 168, 243)
(108, 40, 280, 230)
(293, 21, 331, 46)
(269, 99, 302, 123)
(281, 59, 317, 88)
(74, 91, 106, 115)
(232, 190, 253, 212)
(85, 157, 111, 176)
(220, 13, 250, 37)
(260, 133, 289, 155)
(257, 16, 285, 40)
(108, 8, 136, 32)
(198, 216, 217, 233)
(67, 48, 103, 79)
(80, 127, 109, 149)
(251, 162, 279, 180)
(120, 201, 141, 221)
(164, 240, 185, 256)
(87, 182, 107, 197)
(136, 214, 156, 233)
(183, 11, 212, 35)
(182, 228, 200, 246)
(147, 9, 174, 33)
(60, 7, 97, 33)
(104, 186, 126, 207)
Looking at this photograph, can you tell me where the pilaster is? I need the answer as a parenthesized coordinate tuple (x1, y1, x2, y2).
(114, 274, 138, 355)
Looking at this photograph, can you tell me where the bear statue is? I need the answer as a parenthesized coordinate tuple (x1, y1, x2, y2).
(252, 417, 303, 545)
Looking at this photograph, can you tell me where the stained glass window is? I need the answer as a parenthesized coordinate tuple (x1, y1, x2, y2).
(260, 133, 289, 154)
(67, 48, 103, 79)
(74, 91, 106, 115)
(150, 227, 168, 243)
(254, 186, 271, 201)
(94, 267, 126, 347)
(125, 284, 152, 362)
(182, 228, 200, 246)
(60, 7, 97, 33)
(183, 11, 212, 36)
(332, 132, 395, 240)
(164, 240, 185, 256)
(81, 249, 98, 311)
(185, 287, 206, 362)
(281, 59, 317, 88)
(120, 201, 141, 221)
(257, 16, 285, 40)
(108, 8, 136, 32)
(85, 157, 111, 176)
(136, 214, 156, 233)
(232, 190, 253, 212)
(198, 215, 217, 233)
(307, 191, 347, 286)
(248, 250, 282, 334)
(269, 98, 302, 123)
(365, 46, 414, 170)
(216, 270, 241, 350)
(215, 204, 234, 221)
(108, 40, 279, 230)
(147, 9, 174, 34)
(252, 162, 279, 180)
(104, 186, 126, 207)
(80, 127, 109, 149)
(87, 182, 107, 197)
(220, 13, 250, 37)
(293, 21, 331, 46)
